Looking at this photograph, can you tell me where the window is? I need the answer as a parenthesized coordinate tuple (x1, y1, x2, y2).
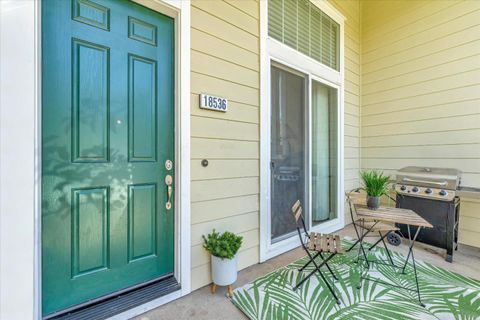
(270, 65, 307, 242)
(311, 80, 338, 225)
(268, 0, 339, 70)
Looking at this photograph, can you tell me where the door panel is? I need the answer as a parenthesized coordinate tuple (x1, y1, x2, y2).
(42, 0, 174, 315)
(270, 65, 307, 242)
(72, 187, 109, 277)
(128, 54, 157, 162)
(311, 80, 338, 226)
(72, 39, 110, 162)
(128, 184, 157, 261)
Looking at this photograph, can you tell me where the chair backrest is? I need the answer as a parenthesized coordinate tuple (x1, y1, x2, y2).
(291, 200, 308, 246)
(345, 190, 366, 222)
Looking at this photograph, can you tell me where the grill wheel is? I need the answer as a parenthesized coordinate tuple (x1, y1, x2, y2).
(387, 232, 402, 246)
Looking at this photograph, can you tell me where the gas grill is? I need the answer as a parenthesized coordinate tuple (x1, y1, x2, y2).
(395, 166, 461, 262)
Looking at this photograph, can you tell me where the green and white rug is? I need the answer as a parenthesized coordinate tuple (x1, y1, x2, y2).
(232, 240, 480, 320)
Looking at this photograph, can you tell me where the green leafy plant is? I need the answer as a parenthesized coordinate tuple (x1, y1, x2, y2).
(360, 170, 391, 197)
(202, 229, 243, 260)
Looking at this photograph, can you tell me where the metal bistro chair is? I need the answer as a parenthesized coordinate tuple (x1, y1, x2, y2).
(291, 200, 342, 305)
(345, 190, 398, 268)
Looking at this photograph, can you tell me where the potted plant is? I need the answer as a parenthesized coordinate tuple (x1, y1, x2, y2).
(202, 230, 243, 296)
(360, 170, 391, 210)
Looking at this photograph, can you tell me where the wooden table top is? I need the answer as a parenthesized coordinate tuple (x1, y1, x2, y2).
(355, 204, 433, 228)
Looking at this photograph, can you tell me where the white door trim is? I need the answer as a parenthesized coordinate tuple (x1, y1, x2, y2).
(0, 1, 41, 319)
(134, 0, 192, 299)
(259, 0, 345, 262)
(0, 0, 190, 318)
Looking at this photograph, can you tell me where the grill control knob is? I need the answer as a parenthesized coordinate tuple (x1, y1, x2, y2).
(400, 185, 406, 191)
(439, 189, 447, 196)
(412, 186, 419, 193)
(425, 188, 432, 194)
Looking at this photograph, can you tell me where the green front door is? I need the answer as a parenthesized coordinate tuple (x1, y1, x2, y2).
(42, 0, 174, 315)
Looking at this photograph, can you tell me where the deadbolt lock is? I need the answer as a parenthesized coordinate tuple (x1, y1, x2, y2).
(165, 159, 173, 171)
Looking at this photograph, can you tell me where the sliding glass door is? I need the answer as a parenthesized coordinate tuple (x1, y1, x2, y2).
(270, 64, 339, 242)
(311, 80, 338, 226)
(270, 65, 306, 242)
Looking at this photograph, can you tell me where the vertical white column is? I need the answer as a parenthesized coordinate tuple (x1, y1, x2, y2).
(0, 0, 39, 319)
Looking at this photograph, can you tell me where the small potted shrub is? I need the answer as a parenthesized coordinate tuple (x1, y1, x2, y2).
(360, 170, 391, 210)
(203, 230, 242, 295)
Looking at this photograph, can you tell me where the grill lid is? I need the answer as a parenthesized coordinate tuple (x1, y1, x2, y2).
(396, 166, 462, 190)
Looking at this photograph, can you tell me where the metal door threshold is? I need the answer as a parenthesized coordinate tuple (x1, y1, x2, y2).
(45, 275, 180, 320)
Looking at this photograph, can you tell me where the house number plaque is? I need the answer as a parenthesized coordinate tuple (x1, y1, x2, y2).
(199, 93, 228, 112)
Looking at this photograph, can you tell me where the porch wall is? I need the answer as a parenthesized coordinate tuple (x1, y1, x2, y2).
(189, 0, 261, 291)
(188, 0, 362, 291)
(360, 0, 480, 247)
(329, 0, 362, 224)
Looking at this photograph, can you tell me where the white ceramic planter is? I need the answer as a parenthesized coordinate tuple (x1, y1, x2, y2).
(211, 254, 238, 286)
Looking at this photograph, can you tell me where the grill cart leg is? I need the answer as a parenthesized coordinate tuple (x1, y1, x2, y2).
(445, 200, 457, 262)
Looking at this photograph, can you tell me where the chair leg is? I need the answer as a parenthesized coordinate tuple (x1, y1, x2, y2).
(299, 251, 320, 272)
(410, 240, 424, 307)
(298, 249, 338, 280)
(306, 252, 340, 304)
(368, 231, 386, 251)
(294, 249, 322, 289)
(319, 252, 338, 281)
(294, 252, 336, 291)
(347, 222, 362, 252)
(356, 220, 371, 269)
(380, 231, 395, 267)
(316, 261, 341, 305)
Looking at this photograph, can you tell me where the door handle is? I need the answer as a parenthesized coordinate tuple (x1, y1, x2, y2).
(165, 175, 173, 210)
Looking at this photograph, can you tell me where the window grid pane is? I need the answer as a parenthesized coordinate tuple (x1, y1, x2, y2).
(268, 0, 339, 71)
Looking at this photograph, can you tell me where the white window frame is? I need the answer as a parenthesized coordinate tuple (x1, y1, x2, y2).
(260, 0, 345, 261)
(0, 0, 190, 318)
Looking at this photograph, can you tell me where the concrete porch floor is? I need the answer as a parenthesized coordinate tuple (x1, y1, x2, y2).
(135, 224, 480, 320)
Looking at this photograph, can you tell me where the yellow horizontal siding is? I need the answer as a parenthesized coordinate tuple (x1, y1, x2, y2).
(191, 195, 259, 225)
(189, 0, 362, 290)
(361, 0, 480, 247)
(191, 72, 258, 106)
(190, 0, 260, 291)
(191, 246, 259, 290)
(192, 1, 258, 35)
(458, 198, 480, 247)
(224, 0, 259, 19)
(191, 177, 259, 202)
(190, 94, 259, 124)
(191, 116, 259, 141)
(333, 0, 362, 233)
(191, 6, 258, 52)
(191, 159, 258, 181)
(191, 138, 259, 159)
(191, 50, 259, 88)
(191, 229, 259, 268)
(329, 0, 362, 208)
(191, 28, 259, 71)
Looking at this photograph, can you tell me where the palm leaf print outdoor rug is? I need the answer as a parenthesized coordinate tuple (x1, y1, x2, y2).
(232, 239, 480, 320)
